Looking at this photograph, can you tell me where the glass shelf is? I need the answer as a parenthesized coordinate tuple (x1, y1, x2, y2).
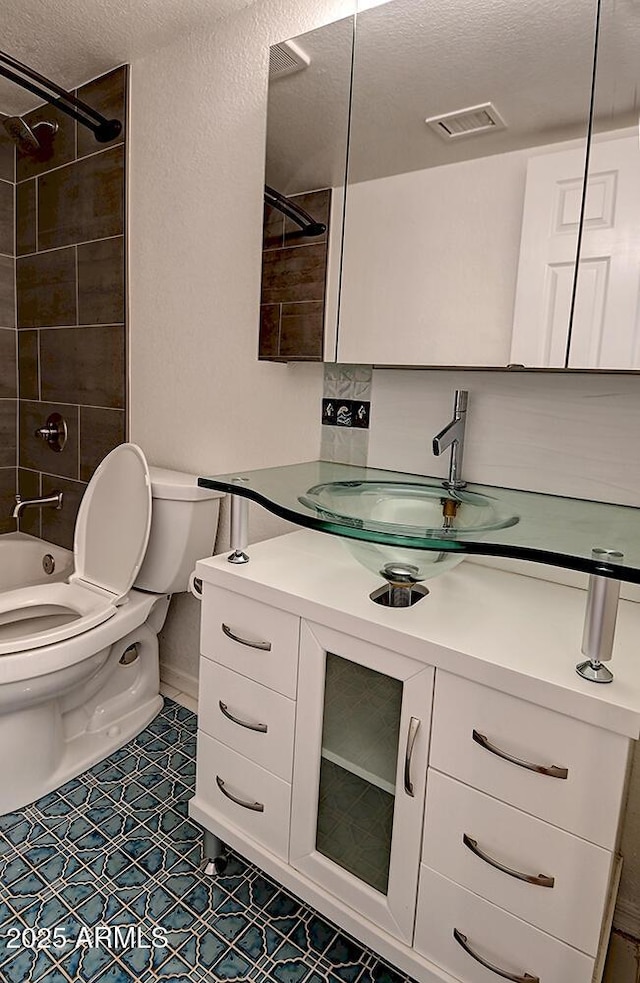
(199, 460, 640, 584)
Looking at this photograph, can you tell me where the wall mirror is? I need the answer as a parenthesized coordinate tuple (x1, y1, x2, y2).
(565, 0, 640, 370)
(338, 0, 598, 368)
(261, 0, 612, 369)
(259, 16, 354, 362)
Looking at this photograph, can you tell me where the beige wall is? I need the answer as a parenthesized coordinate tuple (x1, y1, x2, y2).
(128, 0, 356, 685)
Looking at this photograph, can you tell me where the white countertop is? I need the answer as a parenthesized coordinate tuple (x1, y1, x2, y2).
(196, 530, 640, 738)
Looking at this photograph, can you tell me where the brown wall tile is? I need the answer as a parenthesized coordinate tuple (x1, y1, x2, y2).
(17, 248, 76, 328)
(258, 305, 281, 358)
(18, 468, 42, 538)
(0, 181, 14, 256)
(17, 469, 41, 537)
(19, 401, 79, 478)
(16, 180, 36, 256)
(41, 475, 86, 550)
(18, 330, 38, 400)
(0, 255, 15, 327)
(0, 131, 14, 183)
(263, 204, 284, 250)
(40, 325, 125, 408)
(77, 237, 125, 324)
(0, 398, 16, 467)
(0, 329, 16, 397)
(279, 301, 324, 359)
(16, 103, 76, 182)
(38, 146, 124, 250)
(79, 407, 125, 481)
(77, 67, 127, 159)
(0, 468, 16, 535)
(261, 241, 329, 306)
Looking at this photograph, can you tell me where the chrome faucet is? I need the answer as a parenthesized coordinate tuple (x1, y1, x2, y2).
(12, 491, 63, 519)
(432, 390, 468, 491)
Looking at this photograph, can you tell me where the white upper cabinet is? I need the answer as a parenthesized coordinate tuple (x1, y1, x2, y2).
(263, 0, 640, 368)
(335, 0, 596, 367)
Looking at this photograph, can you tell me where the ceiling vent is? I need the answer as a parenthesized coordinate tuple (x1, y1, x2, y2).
(425, 103, 507, 140)
(269, 40, 310, 80)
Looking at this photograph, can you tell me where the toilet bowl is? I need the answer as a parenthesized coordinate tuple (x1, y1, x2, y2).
(0, 443, 223, 814)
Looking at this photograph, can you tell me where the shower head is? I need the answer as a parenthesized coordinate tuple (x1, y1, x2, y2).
(2, 115, 58, 154)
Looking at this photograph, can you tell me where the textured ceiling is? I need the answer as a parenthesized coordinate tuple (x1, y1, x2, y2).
(0, 0, 254, 114)
(267, 0, 640, 190)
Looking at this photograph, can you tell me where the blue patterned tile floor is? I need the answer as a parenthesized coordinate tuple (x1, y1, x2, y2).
(0, 699, 415, 983)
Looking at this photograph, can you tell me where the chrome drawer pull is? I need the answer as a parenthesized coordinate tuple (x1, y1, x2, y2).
(462, 834, 555, 888)
(221, 623, 272, 651)
(472, 730, 568, 780)
(404, 716, 420, 796)
(219, 700, 268, 733)
(453, 929, 539, 983)
(216, 776, 264, 812)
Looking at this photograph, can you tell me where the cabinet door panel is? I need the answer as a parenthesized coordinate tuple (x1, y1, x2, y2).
(199, 660, 296, 782)
(430, 670, 630, 848)
(196, 731, 291, 859)
(415, 866, 594, 983)
(201, 585, 300, 698)
(290, 620, 434, 944)
(423, 770, 612, 955)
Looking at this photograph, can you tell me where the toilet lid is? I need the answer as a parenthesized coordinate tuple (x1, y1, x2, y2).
(72, 443, 152, 604)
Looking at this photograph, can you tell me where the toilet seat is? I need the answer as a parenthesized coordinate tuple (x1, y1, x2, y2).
(0, 444, 152, 656)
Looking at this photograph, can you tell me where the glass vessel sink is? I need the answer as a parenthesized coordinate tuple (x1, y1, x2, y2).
(198, 460, 637, 584)
(299, 480, 519, 580)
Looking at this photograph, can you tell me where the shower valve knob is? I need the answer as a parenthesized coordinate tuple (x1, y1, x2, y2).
(35, 413, 68, 453)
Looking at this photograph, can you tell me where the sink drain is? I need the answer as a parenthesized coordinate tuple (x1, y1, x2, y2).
(370, 583, 429, 607)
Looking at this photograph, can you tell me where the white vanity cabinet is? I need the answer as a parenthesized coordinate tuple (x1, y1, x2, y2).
(190, 531, 640, 983)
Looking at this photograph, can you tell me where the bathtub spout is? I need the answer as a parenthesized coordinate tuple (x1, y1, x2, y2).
(13, 491, 63, 519)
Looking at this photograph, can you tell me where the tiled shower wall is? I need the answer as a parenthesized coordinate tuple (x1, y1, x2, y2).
(259, 189, 331, 360)
(14, 66, 128, 548)
(0, 131, 15, 533)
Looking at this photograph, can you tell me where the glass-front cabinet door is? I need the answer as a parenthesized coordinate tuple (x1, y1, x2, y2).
(290, 622, 434, 943)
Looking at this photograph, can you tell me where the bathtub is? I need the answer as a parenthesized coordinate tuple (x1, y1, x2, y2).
(0, 532, 73, 591)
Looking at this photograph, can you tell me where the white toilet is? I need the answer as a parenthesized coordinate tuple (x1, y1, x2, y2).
(0, 443, 223, 814)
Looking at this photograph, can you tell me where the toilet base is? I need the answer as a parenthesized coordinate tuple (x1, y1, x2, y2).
(1, 616, 166, 815)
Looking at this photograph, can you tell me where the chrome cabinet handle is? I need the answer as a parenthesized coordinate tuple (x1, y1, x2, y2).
(221, 623, 272, 651)
(453, 929, 539, 982)
(219, 700, 268, 733)
(404, 716, 420, 796)
(216, 776, 264, 812)
(462, 834, 555, 888)
(472, 730, 568, 780)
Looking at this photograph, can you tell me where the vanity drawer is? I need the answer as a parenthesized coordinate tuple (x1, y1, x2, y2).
(196, 731, 291, 860)
(423, 770, 612, 955)
(415, 866, 594, 983)
(199, 660, 296, 781)
(201, 585, 300, 698)
(430, 670, 629, 848)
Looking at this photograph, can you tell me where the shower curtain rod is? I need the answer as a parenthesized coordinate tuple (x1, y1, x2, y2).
(264, 185, 326, 237)
(0, 49, 122, 142)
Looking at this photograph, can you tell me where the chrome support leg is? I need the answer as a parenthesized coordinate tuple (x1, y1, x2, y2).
(203, 829, 229, 876)
(228, 493, 249, 564)
(576, 548, 623, 684)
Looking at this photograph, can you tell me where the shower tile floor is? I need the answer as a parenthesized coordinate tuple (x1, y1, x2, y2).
(0, 699, 415, 983)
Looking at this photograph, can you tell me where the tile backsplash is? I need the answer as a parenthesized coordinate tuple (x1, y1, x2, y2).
(320, 364, 372, 465)
(12, 66, 128, 547)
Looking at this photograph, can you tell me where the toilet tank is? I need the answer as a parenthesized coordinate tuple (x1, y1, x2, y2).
(134, 467, 224, 594)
